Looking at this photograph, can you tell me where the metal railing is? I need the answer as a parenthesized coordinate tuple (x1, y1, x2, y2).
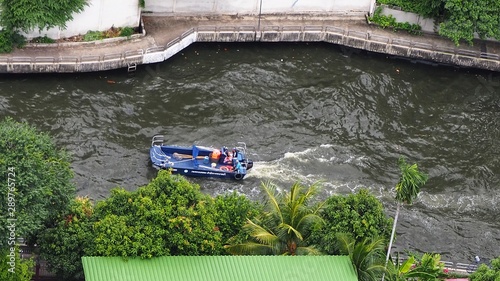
(0, 24, 498, 72)
(391, 254, 486, 275)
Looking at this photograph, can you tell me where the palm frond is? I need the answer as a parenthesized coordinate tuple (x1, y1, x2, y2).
(295, 245, 323, 256)
(278, 222, 304, 241)
(395, 156, 428, 204)
(244, 219, 280, 246)
(335, 232, 355, 255)
(224, 242, 274, 255)
(295, 213, 324, 233)
(260, 181, 283, 223)
(337, 233, 386, 281)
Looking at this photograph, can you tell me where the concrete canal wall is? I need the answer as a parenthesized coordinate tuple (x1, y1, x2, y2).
(1, 21, 499, 73)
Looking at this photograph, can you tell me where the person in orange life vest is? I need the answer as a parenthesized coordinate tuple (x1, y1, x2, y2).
(224, 151, 233, 164)
(210, 149, 221, 163)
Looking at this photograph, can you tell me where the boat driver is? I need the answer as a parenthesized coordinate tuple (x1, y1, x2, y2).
(233, 160, 242, 172)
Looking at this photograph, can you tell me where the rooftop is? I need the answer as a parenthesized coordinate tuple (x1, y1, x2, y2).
(82, 255, 358, 281)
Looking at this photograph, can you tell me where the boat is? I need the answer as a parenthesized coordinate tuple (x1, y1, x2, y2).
(149, 135, 254, 180)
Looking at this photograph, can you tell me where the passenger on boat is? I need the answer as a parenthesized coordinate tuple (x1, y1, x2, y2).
(224, 152, 233, 164)
(233, 159, 242, 172)
(219, 146, 228, 164)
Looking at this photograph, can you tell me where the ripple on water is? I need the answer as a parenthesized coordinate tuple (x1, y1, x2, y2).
(0, 43, 499, 261)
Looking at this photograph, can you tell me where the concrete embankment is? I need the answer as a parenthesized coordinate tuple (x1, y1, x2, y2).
(0, 14, 499, 73)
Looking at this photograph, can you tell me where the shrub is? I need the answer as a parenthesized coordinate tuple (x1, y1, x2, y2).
(214, 192, 261, 245)
(31, 35, 55, 44)
(119, 27, 134, 37)
(83, 30, 103, 42)
(370, 7, 422, 35)
(0, 30, 13, 53)
(310, 189, 392, 255)
(0, 31, 25, 53)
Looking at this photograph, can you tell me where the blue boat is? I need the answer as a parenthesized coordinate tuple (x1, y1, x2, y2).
(150, 135, 254, 180)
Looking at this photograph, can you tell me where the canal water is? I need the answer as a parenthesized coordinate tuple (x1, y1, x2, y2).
(1, 42, 499, 262)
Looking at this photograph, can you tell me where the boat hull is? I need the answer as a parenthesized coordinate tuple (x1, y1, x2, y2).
(149, 135, 252, 181)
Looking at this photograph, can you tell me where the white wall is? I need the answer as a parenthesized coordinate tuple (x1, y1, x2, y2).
(379, 5, 436, 33)
(144, 0, 371, 14)
(23, 0, 141, 40)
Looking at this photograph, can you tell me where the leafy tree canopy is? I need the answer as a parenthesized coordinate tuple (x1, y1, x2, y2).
(38, 170, 226, 278)
(213, 192, 262, 246)
(310, 189, 392, 255)
(439, 0, 500, 45)
(0, 0, 88, 32)
(91, 170, 224, 257)
(377, 0, 500, 45)
(0, 117, 75, 248)
(37, 197, 94, 280)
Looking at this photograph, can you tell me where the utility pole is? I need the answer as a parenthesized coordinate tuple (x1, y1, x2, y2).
(256, 0, 263, 41)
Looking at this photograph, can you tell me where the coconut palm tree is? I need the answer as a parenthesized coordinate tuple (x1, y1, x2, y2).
(382, 157, 428, 281)
(225, 181, 324, 255)
(336, 233, 386, 281)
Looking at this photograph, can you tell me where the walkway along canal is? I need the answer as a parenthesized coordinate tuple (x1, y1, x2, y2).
(0, 14, 499, 73)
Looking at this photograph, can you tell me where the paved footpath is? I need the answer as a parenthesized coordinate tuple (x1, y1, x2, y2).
(1, 14, 499, 72)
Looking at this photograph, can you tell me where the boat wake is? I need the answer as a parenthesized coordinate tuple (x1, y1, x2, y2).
(245, 144, 373, 196)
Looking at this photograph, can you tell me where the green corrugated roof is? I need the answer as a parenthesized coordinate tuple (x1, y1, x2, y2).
(82, 256, 357, 281)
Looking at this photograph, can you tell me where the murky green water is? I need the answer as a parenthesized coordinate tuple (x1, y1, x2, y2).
(1, 42, 499, 262)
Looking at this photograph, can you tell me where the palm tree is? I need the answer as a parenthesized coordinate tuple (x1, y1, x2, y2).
(336, 233, 386, 281)
(382, 157, 428, 281)
(225, 181, 324, 255)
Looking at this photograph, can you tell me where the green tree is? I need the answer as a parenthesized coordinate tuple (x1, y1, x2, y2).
(225, 181, 324, 255)
(0, 0, 88, 52)
(37, 197, 95, 280)
(439, 0, 500, 45)
(92, 170, 224, 257)
(469, 257, 500, 281)
(310, 189, 392, 255)
(0, 0, 88, 32)
(385, 253, 447, 281)
(213, 192, 262, 245)
(0, 246, 34, 281)
(0, 118, 75, 248)
(336, 233, 386, 281)
(382, 157, 428, 281)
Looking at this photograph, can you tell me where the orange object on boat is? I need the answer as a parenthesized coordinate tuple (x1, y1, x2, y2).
(210, 149, 221, 161)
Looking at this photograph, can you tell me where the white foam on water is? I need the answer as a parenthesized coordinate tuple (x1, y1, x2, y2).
(245, 160, 317, 183)
(417, 190, 500, 215)
(248, 144, 371, 183)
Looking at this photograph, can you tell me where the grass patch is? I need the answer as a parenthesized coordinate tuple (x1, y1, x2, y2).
(82, 26, 138, 42)
(31, 35, 56, 44)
